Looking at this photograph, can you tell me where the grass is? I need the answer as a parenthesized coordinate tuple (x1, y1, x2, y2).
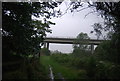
(40, 56, 80, 79)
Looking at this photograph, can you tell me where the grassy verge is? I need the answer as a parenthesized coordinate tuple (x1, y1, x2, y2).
(40, 56, 80, 80)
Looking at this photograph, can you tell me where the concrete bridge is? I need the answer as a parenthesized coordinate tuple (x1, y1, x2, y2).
(44, 37, 104, 54)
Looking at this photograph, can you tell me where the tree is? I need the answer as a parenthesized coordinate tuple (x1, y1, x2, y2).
(73, 32, 90, 50)
(91, 22, 114, 40)
(91, 23, 103, 40)
(93, 2, 120, 64)
(73, 32, 90, 55)
(63, 2, 120, 63)
(2, 2, 61, 59)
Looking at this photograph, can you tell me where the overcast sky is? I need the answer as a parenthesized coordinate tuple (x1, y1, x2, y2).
(45, 1, 104, 53)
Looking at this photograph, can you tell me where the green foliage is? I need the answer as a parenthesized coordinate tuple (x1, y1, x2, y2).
(2, 2, 61, 58)
(72, 48, 91, 57)
(73, 32, 91, 57)
(25, 58, 48, 81)
(48, 32, 120, 80)
(52, 50, 62, 54)
(3, 57, 48, 80)
(94, 40, 120, 64)
(77, 70, 88, 79)
(40, 56, 81, 80)
(68, 1, 120, 64)
(2, 2, 62, 79)
(73, 32, 90, 50)
(86, 57, 96, 78)
(93, 2, 120, 63)
(41, 48, 50, 56)
(94, 61, 120, 80)
(94, 40, 111, 60)
(91, 23, 103, 39)
(50, 52, 120, 80)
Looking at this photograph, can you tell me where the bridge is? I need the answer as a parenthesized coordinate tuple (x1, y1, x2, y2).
(44, 37, 105, 54)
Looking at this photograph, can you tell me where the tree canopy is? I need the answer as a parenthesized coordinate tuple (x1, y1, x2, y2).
(2, 2, 61, 58)
(73, 32, 90, 53)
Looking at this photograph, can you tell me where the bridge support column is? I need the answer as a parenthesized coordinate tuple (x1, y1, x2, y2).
(46, 42, 49, 50)
(44, 42, 49, 50)
(91, 44, 94, 54)
(44, 42, 46, 48)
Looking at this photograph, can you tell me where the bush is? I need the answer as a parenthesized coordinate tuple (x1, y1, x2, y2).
(41, 48, 50, 56)
(108, 65, 120, 79)
(86, 57, 97, 78)
(3, 57, 48, 80)
(72, 49, 91, 57)
(95, 61, 120, 80)
(77, 70, 88, 79)
(94, 40, 120, 64)
(50, 52, 120, 80)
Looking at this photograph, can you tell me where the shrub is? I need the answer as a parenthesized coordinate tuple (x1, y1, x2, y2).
(95, 61, 120, 79)
(77, 70, 88, 79)
(41, 48, 50, 56)
(94, 40, 120, 64)
(85, 57, 97, 78)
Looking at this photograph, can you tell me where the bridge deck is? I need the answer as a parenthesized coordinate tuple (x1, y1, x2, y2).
(44, 37, 104, 45)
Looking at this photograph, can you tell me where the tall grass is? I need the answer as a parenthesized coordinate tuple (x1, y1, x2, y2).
(50, 53, 120, 80)
(40, 56, 82, 80)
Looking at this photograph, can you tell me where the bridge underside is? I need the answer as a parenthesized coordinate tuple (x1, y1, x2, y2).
(44, 41, 100, 45)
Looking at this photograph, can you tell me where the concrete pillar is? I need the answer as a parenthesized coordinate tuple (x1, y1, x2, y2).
(44, 42, 49, 50)
(47, 42, 49, 50)
(91, 44, 94, 54)
(44, 42, 46, 48)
